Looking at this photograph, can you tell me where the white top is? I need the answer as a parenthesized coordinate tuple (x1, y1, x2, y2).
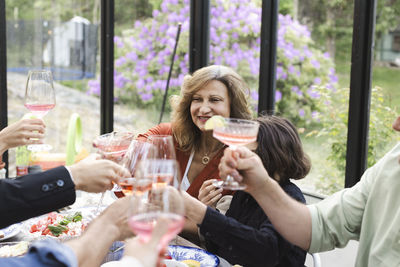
(178, 150, 195, 191)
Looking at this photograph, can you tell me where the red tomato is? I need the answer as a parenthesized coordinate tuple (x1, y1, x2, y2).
(164, 255, 172, 260)
(42, 228, 50, 236)
(30, 224, 38, 233)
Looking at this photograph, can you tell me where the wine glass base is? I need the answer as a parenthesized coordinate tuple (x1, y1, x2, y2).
(27, 144, 52, 152)
(212, 180, 247, 190)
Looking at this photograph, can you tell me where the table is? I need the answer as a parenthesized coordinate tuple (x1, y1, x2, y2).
(1, 194, 232, 267)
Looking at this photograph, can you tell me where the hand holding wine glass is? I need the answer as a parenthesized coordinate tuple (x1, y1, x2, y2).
(212, 118, 259, 190)
(92, 131, 134, 211)
(24, 70, 56, 152)
(117, 140, 155, 197)
(128, 185, 185, 252)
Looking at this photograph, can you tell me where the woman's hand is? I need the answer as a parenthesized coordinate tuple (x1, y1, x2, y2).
(198, 179, 223, 208)
(0, 118, 45, 154)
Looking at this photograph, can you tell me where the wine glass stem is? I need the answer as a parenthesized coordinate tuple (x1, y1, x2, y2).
(225, 174, 235, 184)
(95, 192, 105, 214)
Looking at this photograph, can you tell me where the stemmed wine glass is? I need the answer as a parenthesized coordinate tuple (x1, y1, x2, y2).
(92, 131, 134, 211)
(116, 140, 154, 198)
(24, 70, 56, 152)
(128, 168, 185, 252)
(147, 135, 180, 187)
(212, 118, 259, 190)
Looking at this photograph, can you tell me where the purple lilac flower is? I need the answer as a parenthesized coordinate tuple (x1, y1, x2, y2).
(114, 36, 124, 48)
(299, 109, 305, 117)
(251, 90, 259, 101)
(292, 86, 303, 97)
(311, 59, 321, 69)
(275, 90, 282, 102)
(115, 73, 129, 89)
(307, 88, 321, 99)
(313, 77, 321, 85)
(140, 93, 153, 102)
(87, 80, 100, 96)
(115, 57, 126, 67)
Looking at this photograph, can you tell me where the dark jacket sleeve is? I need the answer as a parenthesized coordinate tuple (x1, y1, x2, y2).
(0, 166, 76, 228)
(199, 183, 306, 267)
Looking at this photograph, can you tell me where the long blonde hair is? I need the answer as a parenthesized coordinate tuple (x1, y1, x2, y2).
(170, 65, 252, 152)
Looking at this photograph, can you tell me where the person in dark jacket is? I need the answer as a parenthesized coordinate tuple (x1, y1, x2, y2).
(183, 115, 310, 267)
(0, 118, 130, 228)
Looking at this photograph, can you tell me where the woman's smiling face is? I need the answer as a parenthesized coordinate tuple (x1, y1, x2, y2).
(190, 80, 231, 132)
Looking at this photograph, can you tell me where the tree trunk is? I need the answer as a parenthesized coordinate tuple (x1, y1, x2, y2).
(326, 7, 336, 58)
(293, 0, 298, 20)
(92, 0, 100, 24)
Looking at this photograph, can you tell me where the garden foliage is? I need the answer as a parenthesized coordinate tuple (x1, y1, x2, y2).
(308, 86, 398, 194)
(87, 0, 337, 127)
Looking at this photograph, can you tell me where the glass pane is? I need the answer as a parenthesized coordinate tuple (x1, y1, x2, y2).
(278, 1, 354, 195)
(6, 1, 101, 176)
(108, 0, 190, 135)
(369, 2, 399, 171)
(209, 0, 260, 113)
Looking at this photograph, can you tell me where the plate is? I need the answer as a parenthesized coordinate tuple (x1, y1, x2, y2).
(168, 245, 219, 267)
(0, 223, 22, 241)
(22, 206, 101, 241)
(0, 241, 29, 257)
(164, 259, 187, 267)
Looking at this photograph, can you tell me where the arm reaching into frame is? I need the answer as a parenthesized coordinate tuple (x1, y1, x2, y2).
(218, 146, 312, 250)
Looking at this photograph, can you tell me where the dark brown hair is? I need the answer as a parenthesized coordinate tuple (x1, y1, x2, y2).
(255, 115, 311, 184)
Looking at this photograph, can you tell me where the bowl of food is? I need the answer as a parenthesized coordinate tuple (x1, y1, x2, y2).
(0, 241, 29, 257)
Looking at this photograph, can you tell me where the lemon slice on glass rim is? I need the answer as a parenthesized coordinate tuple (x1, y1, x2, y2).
(204, 115, 226, 130)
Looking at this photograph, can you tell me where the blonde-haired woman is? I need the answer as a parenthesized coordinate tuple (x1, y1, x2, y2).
(137, 65, 252, 200)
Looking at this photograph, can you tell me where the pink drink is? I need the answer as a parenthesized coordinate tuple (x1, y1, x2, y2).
(213, 129, 257, 146)
(147, 173, 174, 185)
(24, 103, 55, 117)
(128, 212, 184, 248)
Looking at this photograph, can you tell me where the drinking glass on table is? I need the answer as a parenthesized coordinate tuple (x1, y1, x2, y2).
(24, 70, 56, 152)
(212, 118, 259, 190)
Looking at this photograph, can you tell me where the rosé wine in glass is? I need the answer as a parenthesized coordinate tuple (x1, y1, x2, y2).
(24, 70, 56, 152)
(212, 118, 259, 190)
(129, 186, 185, 252)
(24, 103, 55, 117)
(128, 212, 185, 249)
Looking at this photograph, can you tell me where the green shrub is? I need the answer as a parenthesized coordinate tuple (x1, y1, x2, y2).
(308, 85, 398, 194)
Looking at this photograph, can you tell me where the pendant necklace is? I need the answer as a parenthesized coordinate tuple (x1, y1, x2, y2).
(202, 153, 210, 165)
(201, 143, 224, 165)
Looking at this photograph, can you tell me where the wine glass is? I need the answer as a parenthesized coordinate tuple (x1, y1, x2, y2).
(147, 135, 176, 160)
(24, 70, 56, 152)
(147, 135, 181, 188)
(128, 182, 185, 252)
(212, 118, 259, 190)
(116, 140, 155, 198)
(92, 131, 134, 211)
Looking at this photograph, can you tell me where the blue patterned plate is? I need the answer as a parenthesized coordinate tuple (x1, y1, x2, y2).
(168, 245, 219, 267)
(0, 223, 22, 241)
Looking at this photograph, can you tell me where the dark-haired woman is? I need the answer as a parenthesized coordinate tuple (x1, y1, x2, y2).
(183, 115, 310, 267)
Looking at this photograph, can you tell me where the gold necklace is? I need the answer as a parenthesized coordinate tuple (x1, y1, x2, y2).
(201, 143, 224, 165)
(202, 152, 211, 165)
